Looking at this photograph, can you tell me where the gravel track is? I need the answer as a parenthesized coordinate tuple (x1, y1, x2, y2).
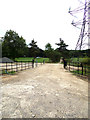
(1, 63, 88, 118)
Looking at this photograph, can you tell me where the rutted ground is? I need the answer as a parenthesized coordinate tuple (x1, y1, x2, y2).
(1, 64, 88, 118)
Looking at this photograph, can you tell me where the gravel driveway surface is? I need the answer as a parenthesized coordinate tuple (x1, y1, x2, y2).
(1, 64, 88, 118)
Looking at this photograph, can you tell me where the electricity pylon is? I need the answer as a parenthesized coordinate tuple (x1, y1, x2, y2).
(69, 0, 90, 50)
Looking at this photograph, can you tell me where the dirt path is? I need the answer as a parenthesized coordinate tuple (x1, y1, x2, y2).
(1, 64, 88, 118)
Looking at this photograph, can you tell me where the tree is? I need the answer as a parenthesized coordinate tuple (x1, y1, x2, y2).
(49, 50, 61, 62)
(55, 38, 68, 51)
(45, 43, 52, 51)
(28, 39, 40, 58)
(29, 39, 37, 48)
(2, 30, 27, 59)
(45, 43, 61, 62)
(45, 43, 53, 58)
(55, 38, 69, 58)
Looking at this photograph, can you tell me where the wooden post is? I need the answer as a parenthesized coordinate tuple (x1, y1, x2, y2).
(25, 62, 26, 70)
(16, 62, 17, 72)
(69, 62, 70, 71)
(81, 63, 83, 75)
(28, 61, 29, 68)
(78, 62, 79, 74)
(6, 62, 7, 74)
(73, 62, 74, 71)
(21, 61, 22, 71)
(85, 64, 86, 75)
(11, 62, 13, 72)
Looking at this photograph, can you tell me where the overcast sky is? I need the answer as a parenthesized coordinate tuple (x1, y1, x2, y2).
(0, 0, 86, 50)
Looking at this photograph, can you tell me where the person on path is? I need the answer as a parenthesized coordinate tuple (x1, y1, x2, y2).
(32, 58, 35, 68)
(63, 58, 67, 69)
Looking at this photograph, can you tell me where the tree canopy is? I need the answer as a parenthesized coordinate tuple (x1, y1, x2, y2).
(55, 38, 69, 58)
(28, 39, 40, 58)
(2, 30, 28, 59)
(45, 43, 52, 51)
(55, 38, 68, 51)
(2, 29, 88, 62)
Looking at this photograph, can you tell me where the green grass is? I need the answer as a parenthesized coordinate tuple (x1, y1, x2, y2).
(35, 57, 49, 63)
(15, 57, 33, 62)
(67, 57, 90, 68)
(15, 57, 50, 63)
(67, 57, 90, 77)
(70, 57, 90, 64)
(71, 70, 88, 76)
(2, 70, 16, 74)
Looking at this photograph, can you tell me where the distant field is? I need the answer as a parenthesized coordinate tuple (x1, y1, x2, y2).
(15, 57, 49, 63)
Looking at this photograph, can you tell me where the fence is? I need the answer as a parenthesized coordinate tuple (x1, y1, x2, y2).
(67, 62, 88, 77)
(0, 61, 44, 75)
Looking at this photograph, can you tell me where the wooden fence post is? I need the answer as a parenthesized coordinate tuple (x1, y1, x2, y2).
(28, 61, 29, 68)
(11, 62, 13, 72)
(81, 63, 83, 75)
(85, 64, 86, 75)
(21, 61, 22, 71)
(25, 62, 26, 70)
(69, 62, 70, 71)
(6, 62, 7, 73)
(78, 62, 79, 74)
(73, 62, 74, 71)
(16, 62, 18, 72)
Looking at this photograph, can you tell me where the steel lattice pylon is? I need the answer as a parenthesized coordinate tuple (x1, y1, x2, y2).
(69, 0, 90, 50)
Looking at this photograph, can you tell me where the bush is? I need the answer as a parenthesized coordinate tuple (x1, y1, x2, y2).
(49, 51, 61, 63)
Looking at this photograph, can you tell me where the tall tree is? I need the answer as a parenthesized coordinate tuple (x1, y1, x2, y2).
(2, 30, 27, 59)
(55, 38, 68, 51)
(29, 39, 37, 48)
(55, 38, 69, 58)
(28, 39, 40, 58)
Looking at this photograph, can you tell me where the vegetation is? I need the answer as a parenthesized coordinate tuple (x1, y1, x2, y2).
(69, 57, 90, 65)
(28, 39, 40, 58)
(15, 57, 50, 63)
(2, 70, 16, 74)
(67, 57, 89, 77)
(55, 38, 68, 51)
(2, 29, 89, 63)
(45, 43, 61, 62)
(55, 38, 69, 59)
(2, 30, 28, 59)
(71, 70, 88, 76)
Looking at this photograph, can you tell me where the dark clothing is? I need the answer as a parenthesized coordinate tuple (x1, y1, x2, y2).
(32, 59, 34, 64)
(63, 58, 67, 69)
(32, 59, 35, 68)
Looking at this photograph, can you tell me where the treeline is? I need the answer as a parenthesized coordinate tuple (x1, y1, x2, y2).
(2, 30, 89, 62)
